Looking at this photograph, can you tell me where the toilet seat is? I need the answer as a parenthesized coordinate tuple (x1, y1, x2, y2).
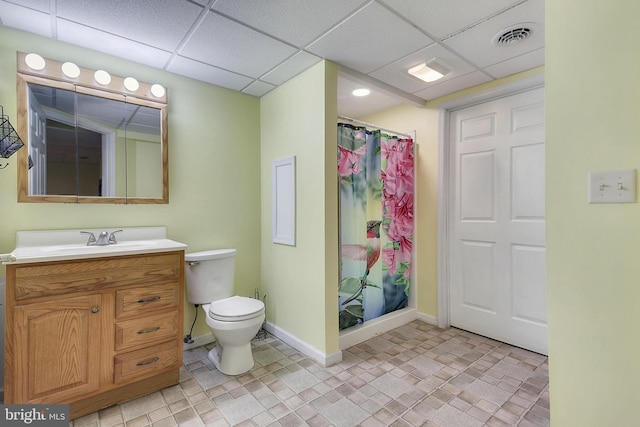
(207, 296, 264, 322)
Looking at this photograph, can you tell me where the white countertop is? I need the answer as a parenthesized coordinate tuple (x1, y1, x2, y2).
(5, 226, 187, 264)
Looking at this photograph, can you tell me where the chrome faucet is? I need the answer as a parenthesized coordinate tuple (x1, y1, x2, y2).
(81, 229, 123, 246)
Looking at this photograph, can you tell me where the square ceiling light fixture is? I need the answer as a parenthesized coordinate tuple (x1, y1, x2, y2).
(408, 59, 451, 83)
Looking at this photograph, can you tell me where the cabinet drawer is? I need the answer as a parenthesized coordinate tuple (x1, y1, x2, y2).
(13, 252, 183, 300)
(114, 341, 179, 384)
(116, 282, 179, 319)
(115, 311, 179, 351)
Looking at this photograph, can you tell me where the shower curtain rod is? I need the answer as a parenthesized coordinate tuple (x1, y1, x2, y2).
(337, 115, 412, 138)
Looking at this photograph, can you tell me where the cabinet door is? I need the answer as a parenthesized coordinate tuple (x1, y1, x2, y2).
(13, 294, 103, 403)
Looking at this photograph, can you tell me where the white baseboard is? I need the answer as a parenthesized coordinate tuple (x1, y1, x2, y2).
(183, 311, 438, 365)
(338, 307, 419, 350)
(416, 312, 438, 326)
(264, 322, 342, 367)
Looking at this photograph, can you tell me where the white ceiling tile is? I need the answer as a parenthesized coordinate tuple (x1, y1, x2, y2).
(4, 0, 48, 11)
(56, 0, 204, 51)
(443, 0, 544, 68)
(413, 71, 492, 100)
(484, 47, 544, 78)
(1, 0, 546, 117)
(261, 51, 322, 86)
(167, 56, 253, 91)
(307, 2, 434, 74)
(212, 0, 367, 47)
(369, 43, 476, 94)
(379, 0, 523, 39)
(0, 1, 52, 37)
(56, 20, 173, 69)
(180, 12, 297, 78)
(338, 75, 404, 118)
(242, 80, 276, 97)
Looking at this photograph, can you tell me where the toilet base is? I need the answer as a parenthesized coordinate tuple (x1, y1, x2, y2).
(208, 342, 255, 376)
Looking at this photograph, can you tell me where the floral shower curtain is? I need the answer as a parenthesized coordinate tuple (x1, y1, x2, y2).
(338, 123, 414, 330)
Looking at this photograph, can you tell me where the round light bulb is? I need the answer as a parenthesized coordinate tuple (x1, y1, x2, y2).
(94, 70, 111, 85)
(123, 77, 139, 92)
(61, 62, 80, 79)
(150, 84, 165, 98)
(25, 53, 46, 71)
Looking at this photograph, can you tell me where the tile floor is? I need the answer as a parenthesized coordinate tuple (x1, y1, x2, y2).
(71, 320, 550, 427)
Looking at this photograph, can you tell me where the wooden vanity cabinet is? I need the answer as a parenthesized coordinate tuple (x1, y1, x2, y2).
(4, 251, 185, 419)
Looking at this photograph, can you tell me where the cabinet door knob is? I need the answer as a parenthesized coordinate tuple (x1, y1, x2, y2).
(91, 306, 100, 313)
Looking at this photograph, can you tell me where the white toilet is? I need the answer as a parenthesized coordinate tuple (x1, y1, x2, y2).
(184, 249, 265, 375)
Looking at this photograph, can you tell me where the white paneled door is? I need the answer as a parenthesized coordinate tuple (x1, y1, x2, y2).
(449, 87, 547, 355)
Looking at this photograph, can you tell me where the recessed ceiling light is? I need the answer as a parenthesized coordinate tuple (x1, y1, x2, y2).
(408, 59, 451, 83)
(25, 53, 46, 71)
(352, 88, 370, 97)
(61, 62, 80, 79)
(123, 77, 139, 92)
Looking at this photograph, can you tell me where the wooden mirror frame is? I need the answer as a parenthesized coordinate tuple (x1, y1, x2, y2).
(16, 52, 168, 204)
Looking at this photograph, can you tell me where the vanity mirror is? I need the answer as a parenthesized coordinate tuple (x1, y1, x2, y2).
(16, 52, 168, 203)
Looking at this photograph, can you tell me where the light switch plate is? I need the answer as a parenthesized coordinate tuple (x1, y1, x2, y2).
(588, 169, 636, 204)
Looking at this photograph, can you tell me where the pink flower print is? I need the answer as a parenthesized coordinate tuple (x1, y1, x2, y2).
(382, 247, 397, 275)
(381, 237, 412, 278)
(386, 194, 413, 241)
(337, 144, 367, 177)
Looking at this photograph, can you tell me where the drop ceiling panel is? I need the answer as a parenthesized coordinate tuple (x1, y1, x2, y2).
(180, 12, 298, 78)
(369, 43, 476, 94)
(167, 56, 253, 90)
(0, 1, 52, 37)
(211, 0, 368, 47)
(307, 2, 434, 74)
(261, 51, 322, 86)
(2, 0, 545, 117)
(338, 75, 403, 118)
(484, 47, 544, 78)
(413, 71, 492, 100)
(379, 0, 524, 39)
(443, 0, 544, 68)
(56, 0, 203, 51)
(242, 80, 276, 97)
(56, 20, 173, 68)
(4, 0, 48, 12)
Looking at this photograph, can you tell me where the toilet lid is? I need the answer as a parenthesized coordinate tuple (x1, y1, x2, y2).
(208, 296, 264, 321)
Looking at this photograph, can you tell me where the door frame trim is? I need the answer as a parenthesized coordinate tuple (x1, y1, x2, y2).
(436, 74, 545, 328)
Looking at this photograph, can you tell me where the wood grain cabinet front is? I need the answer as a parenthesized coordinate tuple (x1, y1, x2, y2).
(4, 251, 185, 419)
(12, 294, 105, 404)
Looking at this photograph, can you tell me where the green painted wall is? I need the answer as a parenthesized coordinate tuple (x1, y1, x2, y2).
(0, 27, 261, 338)
(546, 1, 640, 425)
(260, 61, 340, 355)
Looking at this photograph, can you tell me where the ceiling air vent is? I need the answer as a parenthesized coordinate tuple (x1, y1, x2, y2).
(493, 24, 535, 46)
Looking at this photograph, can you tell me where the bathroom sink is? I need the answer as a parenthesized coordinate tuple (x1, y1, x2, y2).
(5, 227, 187, 264)
(39, 239, 163, 253)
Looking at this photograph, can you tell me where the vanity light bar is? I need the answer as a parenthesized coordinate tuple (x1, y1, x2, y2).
(17, 51, 167, 104)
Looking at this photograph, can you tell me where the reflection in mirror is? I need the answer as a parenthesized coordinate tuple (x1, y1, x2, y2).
(16, 52, 168, 204)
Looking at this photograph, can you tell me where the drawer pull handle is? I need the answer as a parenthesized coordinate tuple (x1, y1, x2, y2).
(137, 296, 161, 304)
(91, 306, 99, 313)
(137, 326, 161, 335)
(136, 357, 160, 366)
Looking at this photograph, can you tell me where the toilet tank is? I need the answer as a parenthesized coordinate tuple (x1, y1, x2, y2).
(184, 249, 236, 304)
